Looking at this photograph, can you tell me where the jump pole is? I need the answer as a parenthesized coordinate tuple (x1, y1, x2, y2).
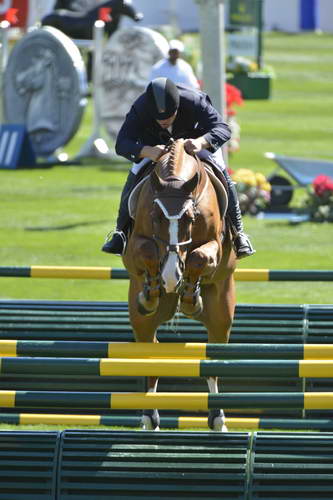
(0, 266, 332, 281)
(2, 340, 333, 360)
(3, 412, 333, 431)
(1, 391, 333, 410)
(1, 357, 333, 378)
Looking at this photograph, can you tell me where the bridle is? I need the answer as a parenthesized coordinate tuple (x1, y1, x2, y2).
(152, 197, 195, 253)
(145, 146, 211, 295)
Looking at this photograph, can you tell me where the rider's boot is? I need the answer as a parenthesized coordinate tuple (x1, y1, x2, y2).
(222, 169, 256, 259)
(101, 171, 137, 255)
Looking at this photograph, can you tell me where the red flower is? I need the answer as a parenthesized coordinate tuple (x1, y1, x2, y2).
(313, 174, 333, 197)
(225, 83, 244, 116)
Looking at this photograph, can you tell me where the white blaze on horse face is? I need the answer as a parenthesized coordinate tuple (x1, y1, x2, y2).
(161, 219, 183, 293)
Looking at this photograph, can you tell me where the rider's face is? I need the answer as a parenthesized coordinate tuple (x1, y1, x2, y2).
(156, 110, 178, 129)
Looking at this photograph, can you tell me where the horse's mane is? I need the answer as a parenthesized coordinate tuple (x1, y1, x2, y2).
(157, 140, 196, 182)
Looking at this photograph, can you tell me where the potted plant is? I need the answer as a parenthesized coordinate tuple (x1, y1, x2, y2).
(303, 174, 333, 222)
(227, 55, 274, 100)
(231, 168, 271, 215)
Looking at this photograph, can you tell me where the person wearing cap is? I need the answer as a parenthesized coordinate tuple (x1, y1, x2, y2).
(102, 77, 255, 259)
(149, 39, 200, 90)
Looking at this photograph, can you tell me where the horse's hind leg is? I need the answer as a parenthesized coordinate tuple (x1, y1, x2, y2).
(142, 377, 161, 431)
(129, 284, 179, 431)
(207, 377, 228, 432)
(199, 278, 236, 431)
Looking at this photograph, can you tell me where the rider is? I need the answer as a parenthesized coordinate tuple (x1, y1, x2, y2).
(102, 77, 255, 259)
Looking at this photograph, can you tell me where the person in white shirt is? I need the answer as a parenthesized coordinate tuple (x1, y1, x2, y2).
(149, 39, 200, 90)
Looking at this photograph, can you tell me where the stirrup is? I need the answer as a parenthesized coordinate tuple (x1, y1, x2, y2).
(234, 232, 256, 259)
(101, 230, 127, 256)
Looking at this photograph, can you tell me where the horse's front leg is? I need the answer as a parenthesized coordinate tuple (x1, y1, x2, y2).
(207, 376, 228, 432)
(134, 237, 162, 316)
(180, 240, 219, 317)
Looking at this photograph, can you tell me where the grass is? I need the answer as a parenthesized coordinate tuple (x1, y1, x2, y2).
(235, 32, 333, 169)
(1, 32, 332, 432)
(1, 34, 333, 305)
(0, 31, 333, 308)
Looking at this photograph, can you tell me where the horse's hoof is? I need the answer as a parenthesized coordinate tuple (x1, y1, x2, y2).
(137, 292, 158, 316)
(208, 410, 228, 432)
(137, 301, 155, 317)
(141, 409, 160, 430)
(180, 296, 203, 318)
(210, 417, 228, 432)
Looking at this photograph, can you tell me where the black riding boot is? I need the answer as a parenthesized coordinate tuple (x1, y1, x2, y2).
(101, 171, 137, 255)
(222, 169, 256, 259)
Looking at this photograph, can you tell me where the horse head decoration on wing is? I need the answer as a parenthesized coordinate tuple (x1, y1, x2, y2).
(123, 139, 236, 431)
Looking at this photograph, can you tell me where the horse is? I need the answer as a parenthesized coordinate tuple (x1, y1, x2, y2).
(122, 139, 236, 431)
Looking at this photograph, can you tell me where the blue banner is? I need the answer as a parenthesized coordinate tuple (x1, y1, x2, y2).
(300, 0, 317, 30)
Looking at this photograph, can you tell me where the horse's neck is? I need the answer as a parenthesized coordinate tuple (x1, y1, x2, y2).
(157, 141, 197, 181)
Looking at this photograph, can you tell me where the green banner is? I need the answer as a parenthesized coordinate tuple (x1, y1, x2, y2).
(229, 0, 258, 27)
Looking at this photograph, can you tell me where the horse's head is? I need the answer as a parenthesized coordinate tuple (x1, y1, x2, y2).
(150, 141, 200, 293)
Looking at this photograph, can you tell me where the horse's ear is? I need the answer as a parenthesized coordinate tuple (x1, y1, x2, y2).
(182, 172, 199, 194)
(150, 170, 167, 192)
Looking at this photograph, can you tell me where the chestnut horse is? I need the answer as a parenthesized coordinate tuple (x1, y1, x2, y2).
(122, 139, 236, 431)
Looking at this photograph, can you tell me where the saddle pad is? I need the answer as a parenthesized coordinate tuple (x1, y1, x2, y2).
(204, 166, 228, 219)
(128, 175, 150, 219)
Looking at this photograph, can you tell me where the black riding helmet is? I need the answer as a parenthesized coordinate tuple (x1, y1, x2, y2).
(146, 77, 180, 120)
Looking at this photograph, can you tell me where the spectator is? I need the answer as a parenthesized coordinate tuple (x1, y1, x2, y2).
(149, 39, 200, 90)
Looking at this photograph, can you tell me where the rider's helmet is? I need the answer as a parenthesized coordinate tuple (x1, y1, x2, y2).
(146, 77, 180, 120)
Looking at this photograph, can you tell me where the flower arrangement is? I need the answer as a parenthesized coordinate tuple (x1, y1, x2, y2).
(231, 168, 271, 215)
(226, 83, 244, 117)
(225, 83, 244, 153)
(226, 56, 258, 75)
(303, 174, 333, 222)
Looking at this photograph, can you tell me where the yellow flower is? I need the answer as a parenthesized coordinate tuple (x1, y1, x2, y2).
(233, 168, 257, 186)
(262, 181, 272, 192)
(255, 173, 267, 186)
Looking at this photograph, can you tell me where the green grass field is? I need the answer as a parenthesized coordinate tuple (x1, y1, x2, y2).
(0, 32, 332, 305)
(0, 31, 332, 433)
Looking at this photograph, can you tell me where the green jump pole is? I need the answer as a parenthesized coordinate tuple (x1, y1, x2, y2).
(1, 391, 333, 410)
(0, 266, 332, 281)
(2, 341, 333, 360)
(1, 357, 333, 378)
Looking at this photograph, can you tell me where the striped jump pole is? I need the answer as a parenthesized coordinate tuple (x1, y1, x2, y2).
(2, 412, 333, 431)
(1, 357, 333, 378)
(1, 391, 333, 410)
(0, 266, 333, 281)
(1, 340, 333, 360)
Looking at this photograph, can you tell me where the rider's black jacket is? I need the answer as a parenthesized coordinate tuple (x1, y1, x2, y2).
(115, 84, 231, 164)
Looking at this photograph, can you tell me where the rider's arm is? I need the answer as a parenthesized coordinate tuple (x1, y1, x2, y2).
(115, 107, 146, 162)
(139, 145, 166, 162)
(193, 94, 231, 153)
(184, 136, 211, 155)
